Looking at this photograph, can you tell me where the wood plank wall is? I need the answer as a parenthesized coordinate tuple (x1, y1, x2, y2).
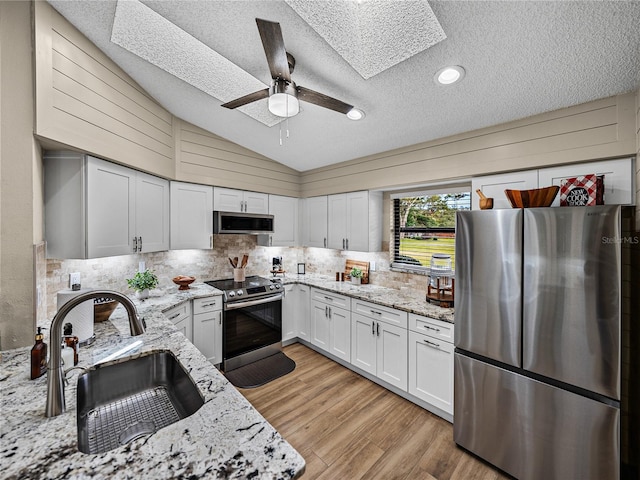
(174, 119, 300, 197)
(34, 2, 175, 178)
(300, 93, 637, 197)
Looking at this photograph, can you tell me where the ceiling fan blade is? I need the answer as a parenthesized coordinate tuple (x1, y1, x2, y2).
(256, 18, 291, 82)
(221, 88, 270, 109)
(297, 86, 354, 115)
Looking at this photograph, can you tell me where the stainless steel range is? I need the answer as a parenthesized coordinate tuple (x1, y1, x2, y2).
(205, 276, 283, 371)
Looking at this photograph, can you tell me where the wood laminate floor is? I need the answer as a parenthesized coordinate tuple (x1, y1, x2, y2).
(238, 343, 510, 480)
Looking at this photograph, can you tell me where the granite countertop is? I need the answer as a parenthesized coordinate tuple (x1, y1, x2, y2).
(0, 283, 305, 480)
(281, 273, 454, 324)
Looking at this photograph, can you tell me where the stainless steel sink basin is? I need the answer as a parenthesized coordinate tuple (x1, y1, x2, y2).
(77, 350, 204, 454)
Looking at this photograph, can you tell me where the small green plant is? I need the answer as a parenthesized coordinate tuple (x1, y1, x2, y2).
(126, 269, 159, 292)
(350, 266, 363, 279)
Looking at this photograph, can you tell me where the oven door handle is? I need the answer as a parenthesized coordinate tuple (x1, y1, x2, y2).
(224, 293, 284, 311)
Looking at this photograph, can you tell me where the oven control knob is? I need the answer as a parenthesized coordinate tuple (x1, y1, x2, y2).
(236, 290, 243, 296)
(269, 285, 274, 290)
(274, 283, 281, 289)
(228, 291, 235, 298)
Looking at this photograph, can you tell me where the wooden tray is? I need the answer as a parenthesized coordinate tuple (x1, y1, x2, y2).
(344, 260, 370, 284)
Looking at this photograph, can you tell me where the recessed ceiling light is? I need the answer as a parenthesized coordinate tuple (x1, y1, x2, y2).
(435, 66, 465, 85)
(347, 108, 365, 120)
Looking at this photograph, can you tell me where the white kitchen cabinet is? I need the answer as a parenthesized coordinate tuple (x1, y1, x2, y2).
(283, 283, 311, 342)
(44, 152, 169, 258)
(310, 288, 351, 361)
(472, 170, 539, 210)
(164, 301, 193, 342)
(192, 296, 223, 365)
(295, 284, 311, 341)
(266, 194, 299, 247)
(351, 300, 409, 391)
(327, 191, 383, 251)
(213, 187, 269, 214)
(302, 196, 328, 248)
(408, 316, 454, 415)
(538, 157, 635, 206)
(472, 157, 635, 210)
(170, 182, 213, 250)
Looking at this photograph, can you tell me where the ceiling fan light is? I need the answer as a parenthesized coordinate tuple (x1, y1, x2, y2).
(435, 65, 465, 85)
(347, 108, 365, 120)
(268, 93, 300, 117)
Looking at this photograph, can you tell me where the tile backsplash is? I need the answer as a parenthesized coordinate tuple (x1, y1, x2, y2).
(45, 236, 430, 318)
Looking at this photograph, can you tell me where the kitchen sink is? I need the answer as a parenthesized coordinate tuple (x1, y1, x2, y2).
(77, 350, 204, 454)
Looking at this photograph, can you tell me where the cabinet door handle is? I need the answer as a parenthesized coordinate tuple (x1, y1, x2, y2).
(328, 307, 332, 318)
(133, 237, 138, 252)
(202, 302, 217, 308)
(138, 236, 142, 252)
(210, 234, 213, 249)
(372, 321, 375, 335)
(324, 237, 327, 248)
(168, 312, 180, 320)
(376, 322, 380, 337)
(346, 238, 349, 250)
(423, 339, 441, 348)
(270, 236, 273, 246)
(370, 309, 382, 316)
(425, 325, 441, 332)
(342, 238, 345, 249)
(324, 296, 333, 302)
(325, 306, 328, 317)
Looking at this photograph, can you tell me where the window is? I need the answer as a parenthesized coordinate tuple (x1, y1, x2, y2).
(392, 189, 470, 272)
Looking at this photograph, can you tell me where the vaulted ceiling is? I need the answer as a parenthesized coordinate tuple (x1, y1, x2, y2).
(48, 0, 640, 172)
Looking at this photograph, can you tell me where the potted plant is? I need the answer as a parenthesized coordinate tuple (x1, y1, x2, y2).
(126, 269, 159, 299)
(350, 266, 363, 285)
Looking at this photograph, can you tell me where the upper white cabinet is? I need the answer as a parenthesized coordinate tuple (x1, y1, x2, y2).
(327, 191, 383, 251)
(302, 196, 328, 248)
(266, 195, 299, 247)
(538, 158, 634, 207)
(471, 170, 538, 210)
(472, 157, 635, 210)
(45, 152, 169, 258)
(170, 182, 214, 250)
(213, 187, 268, 214)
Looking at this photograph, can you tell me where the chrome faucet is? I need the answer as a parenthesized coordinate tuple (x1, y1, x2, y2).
(45, 290, 146, 417)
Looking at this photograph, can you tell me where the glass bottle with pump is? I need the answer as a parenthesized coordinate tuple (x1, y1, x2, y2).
(63, 323, 79, 366)
(30, 327, 48, 379)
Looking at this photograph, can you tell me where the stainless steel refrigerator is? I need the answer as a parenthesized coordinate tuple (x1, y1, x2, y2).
(454, 205, 638, 480)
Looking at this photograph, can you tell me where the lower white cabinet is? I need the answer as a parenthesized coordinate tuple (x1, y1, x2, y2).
(310, 288, 351, 362)
(351, 312, 408, 390)
(192, 296, 223, 365)
(283, 283, 310, 342)
(408, 317, 455, 415)
(164, 301, 193, 342)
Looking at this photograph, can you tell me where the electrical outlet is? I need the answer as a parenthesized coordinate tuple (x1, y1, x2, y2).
(69, 272, 81, 288)
(139, 261, 145, 273)
(370, 261, 376, 271)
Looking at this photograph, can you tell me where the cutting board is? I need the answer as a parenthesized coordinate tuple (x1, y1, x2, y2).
(345, 260, 370, 284)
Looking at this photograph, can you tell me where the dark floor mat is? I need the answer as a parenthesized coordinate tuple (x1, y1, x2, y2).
(224, 352, 296, 389)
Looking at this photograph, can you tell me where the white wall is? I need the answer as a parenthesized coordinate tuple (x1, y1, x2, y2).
(0, 1, 41, 350)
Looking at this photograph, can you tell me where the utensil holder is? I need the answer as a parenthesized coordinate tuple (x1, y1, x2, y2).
(233, 268, 245, 282)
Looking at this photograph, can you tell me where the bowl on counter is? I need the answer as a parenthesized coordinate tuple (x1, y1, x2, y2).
(172, 275, 196, 290)
(504, 186, 559, 208)
(94, 298, 118, 322)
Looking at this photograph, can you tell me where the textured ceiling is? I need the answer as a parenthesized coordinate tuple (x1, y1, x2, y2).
(47, 1, 640, 173)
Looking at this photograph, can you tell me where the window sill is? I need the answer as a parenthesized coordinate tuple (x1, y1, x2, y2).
(390, 265, 429, 276)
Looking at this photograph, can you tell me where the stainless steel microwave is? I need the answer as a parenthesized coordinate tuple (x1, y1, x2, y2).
(213, 211, 274, 234)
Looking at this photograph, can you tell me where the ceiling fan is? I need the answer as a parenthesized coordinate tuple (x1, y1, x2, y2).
(222, 19, 361, 119)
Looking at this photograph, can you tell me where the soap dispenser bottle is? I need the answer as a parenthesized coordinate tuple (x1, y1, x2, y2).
(30, 327, 47, 379)
(63, 322, 79, 366)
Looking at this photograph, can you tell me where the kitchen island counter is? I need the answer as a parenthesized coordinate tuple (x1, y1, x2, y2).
(281, 274, 454, 323)
(0, 284, 305, 479)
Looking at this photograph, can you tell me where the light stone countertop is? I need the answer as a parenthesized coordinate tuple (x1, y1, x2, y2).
(0, 283, 305, 480)
(280, 273, 455, 324)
